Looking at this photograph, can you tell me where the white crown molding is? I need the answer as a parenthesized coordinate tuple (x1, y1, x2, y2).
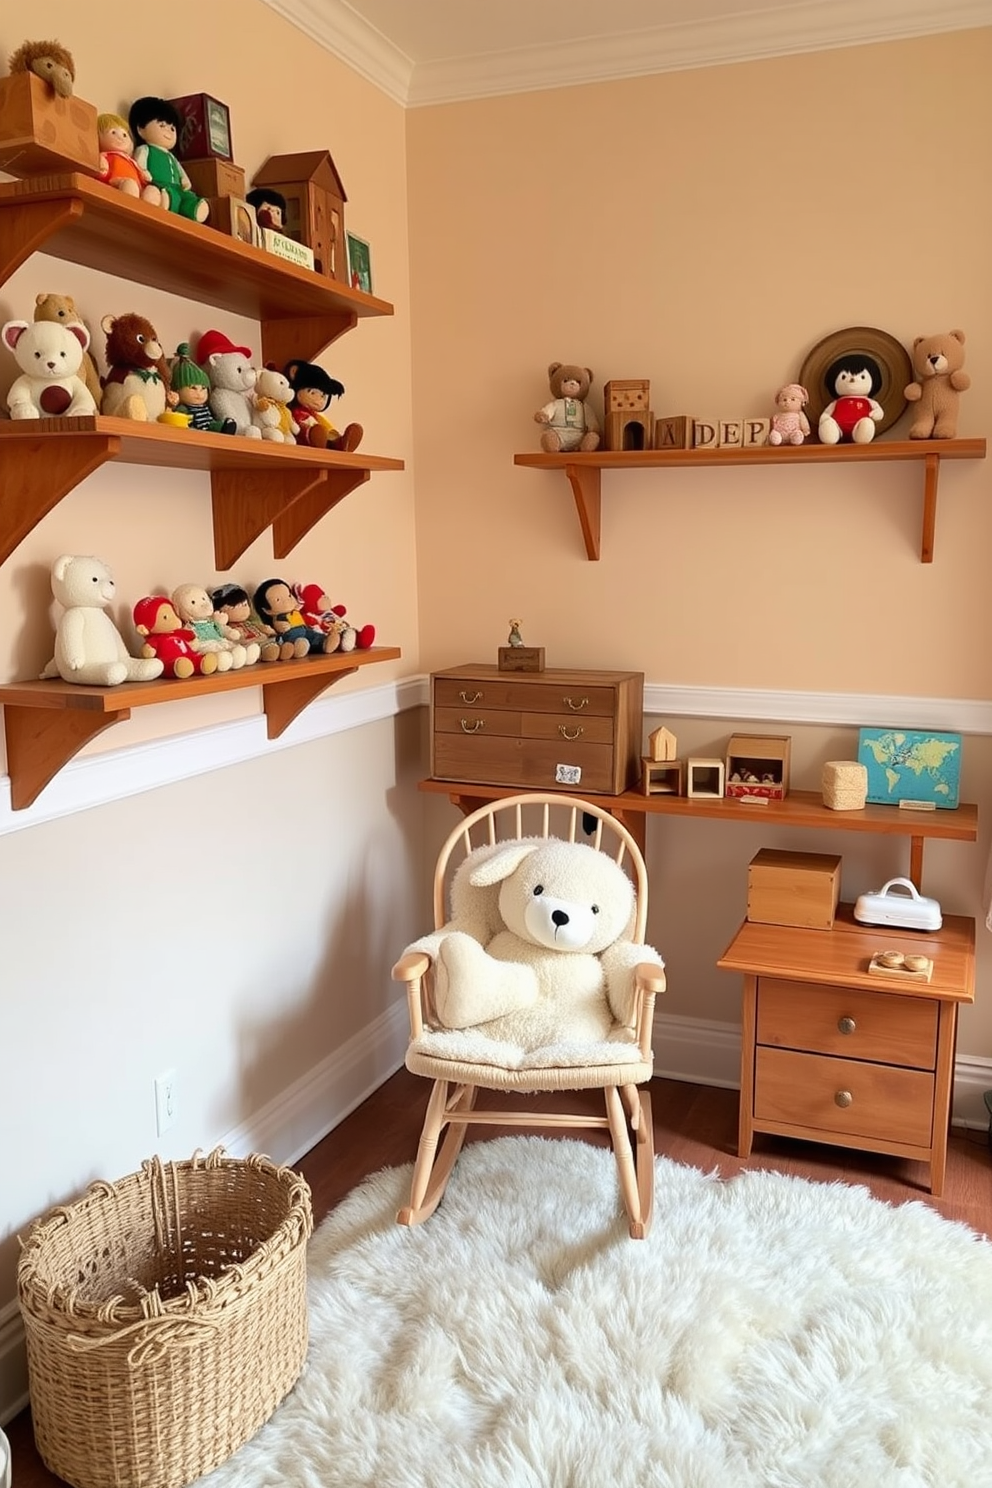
(259, 0, 414, 105)
(3, 675, 990, 835)
(259, 0, 992, 106)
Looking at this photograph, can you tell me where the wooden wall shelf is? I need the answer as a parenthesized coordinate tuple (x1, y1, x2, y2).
(419, 777, 977, 888)
(513, 440, 988, 563)
(0, 173, 394, 367)
(0, 647, 401, 810)
(0, 417, 404, 570)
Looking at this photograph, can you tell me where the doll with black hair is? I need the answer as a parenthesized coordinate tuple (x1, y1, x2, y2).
(128, 97, 208, 221)
(284, 358, 363, 451)
(211, 583, 308, 662)
(817, 353, 884, 445)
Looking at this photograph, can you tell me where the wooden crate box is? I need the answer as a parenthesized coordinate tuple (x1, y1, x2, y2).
(726, 733, 791, 801)
(747, 848, 841, 930)
(0, 72, 99, 176)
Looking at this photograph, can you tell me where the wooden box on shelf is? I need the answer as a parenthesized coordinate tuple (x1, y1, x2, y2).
(184, 157, 246, 200)
(430, 663, 643, 796)
(747, 847, 841, 931)
(0, 72, 99, 176)
(726, 732, 791, 801)
(686, 758, 726, 799)
(641, 758, 683, 796)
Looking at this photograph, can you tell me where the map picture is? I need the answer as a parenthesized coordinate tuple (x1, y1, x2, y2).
(857, 728, 962, 810)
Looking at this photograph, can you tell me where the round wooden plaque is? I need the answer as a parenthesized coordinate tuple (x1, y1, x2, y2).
(798, 325, 913, 439)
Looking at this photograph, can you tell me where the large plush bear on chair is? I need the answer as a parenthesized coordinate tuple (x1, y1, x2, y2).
(404, 836, 664, 1058)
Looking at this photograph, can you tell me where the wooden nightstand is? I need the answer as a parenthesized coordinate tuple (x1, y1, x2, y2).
(717, 905, 975, 1195)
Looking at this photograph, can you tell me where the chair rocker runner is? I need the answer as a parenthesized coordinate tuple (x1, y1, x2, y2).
(392, 793, 666, 1238)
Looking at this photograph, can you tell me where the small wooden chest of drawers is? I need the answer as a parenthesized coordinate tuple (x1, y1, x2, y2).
(430, 663, 644, 796)
(717, 905, 976, 1195)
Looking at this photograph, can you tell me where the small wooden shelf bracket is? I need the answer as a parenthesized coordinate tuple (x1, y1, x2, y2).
(0, 432, 119, 567)
(5, 703, 123, 812)
(565, 463, 602, 561)
(921, 452, 939, 564)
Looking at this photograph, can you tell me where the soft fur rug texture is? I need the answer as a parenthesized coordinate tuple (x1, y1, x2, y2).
(201, 1137, 992, 1487)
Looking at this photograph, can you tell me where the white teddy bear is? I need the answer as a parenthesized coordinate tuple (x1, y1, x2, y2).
(404, 836, 664, 1055)
(41, 555, 164, 686)
(2, 319, 98, 420)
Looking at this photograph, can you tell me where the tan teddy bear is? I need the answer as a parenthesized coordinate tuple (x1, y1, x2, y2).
(534, 362, 600, 453)
(33, 294, 103, 409)
(904, 330, 970, 440)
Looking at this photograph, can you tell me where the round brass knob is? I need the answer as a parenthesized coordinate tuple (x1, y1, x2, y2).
(838, 1016, 856, 1035)
(834, 1090, 853, 1109)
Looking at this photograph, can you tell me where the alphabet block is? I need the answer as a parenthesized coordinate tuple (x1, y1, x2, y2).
(743, 417, 771, 448)
(654, 415, 692, 450)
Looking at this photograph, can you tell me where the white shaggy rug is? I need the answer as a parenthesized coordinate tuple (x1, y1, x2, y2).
(201, 1137, 992, 1488)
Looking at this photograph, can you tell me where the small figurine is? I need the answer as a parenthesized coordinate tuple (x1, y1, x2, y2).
(101, 313, 178, 421)
(767, 383, 810, 446)
(818, 355, 884, 445)
(211, 583, 309, 661)
(132, 596, 219, 678)
(97, 113, 164, 206)
(508, 620, 524, 647)
(253, 578, 343, 654)
(246, 187, 286, 231)
(283, 359, 363, 451)
(168, 343, 237, 434)
(8, 39, 75, 97)
(128, 97, 209, 222)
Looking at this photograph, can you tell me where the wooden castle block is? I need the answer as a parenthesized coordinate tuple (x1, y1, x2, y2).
(648, 725, 677, 760)
(606, 409, 653, 451)
(604, 379, 650, 412)
(641, 758, 684, 796)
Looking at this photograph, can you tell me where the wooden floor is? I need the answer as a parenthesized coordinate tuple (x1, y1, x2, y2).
(7, 1069, 991, 1487)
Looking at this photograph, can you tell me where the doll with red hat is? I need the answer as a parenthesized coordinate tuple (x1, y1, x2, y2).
(284, 359, 362, 451)
(294, 581, 375, 651)
(133, 595, 219, 678)
(193, 329, 261, 438)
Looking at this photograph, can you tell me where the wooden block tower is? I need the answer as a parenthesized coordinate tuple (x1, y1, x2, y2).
(604, 379, 654, 451)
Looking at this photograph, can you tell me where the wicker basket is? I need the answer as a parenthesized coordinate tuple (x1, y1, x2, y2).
(18, 1148, 313, 1488)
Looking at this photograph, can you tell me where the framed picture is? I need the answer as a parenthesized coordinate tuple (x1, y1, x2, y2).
(169, 92, 233, 162)
(347, 232, 372, 294)
(208, 195, 259, 248)
(857, 727, 962, 810)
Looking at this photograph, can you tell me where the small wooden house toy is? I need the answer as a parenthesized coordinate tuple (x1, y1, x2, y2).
(725, 733, 791, 801)
(686, 758, 726, 799)
(252, 151, 348, 282)
(604, 379, 654, 451)
(647, 725, 677, 760)
(641, 758, 684, 796)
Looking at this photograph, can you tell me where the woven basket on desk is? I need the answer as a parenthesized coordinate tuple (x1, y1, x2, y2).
(17, 1148, 313, 1488)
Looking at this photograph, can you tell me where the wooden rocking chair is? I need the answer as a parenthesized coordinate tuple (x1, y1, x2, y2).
(391, 793, 666, 1238)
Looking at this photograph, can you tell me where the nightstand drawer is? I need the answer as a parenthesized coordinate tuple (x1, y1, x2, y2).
(434, 706, 614, 746)
(754, 1046, 934, 1147)
(757, 978, 938, 1069)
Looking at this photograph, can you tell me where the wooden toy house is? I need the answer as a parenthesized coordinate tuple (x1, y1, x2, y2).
(251, 150, 348, 282)
(725, 733, 791, 801)
(604, 379, 654, 451)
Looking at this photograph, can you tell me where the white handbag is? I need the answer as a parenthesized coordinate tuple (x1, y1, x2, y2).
(854, 877, 942, 932)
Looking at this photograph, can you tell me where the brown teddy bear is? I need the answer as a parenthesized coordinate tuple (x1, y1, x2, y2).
(33, 294, 103, 408)
(534, 362, 600, 453)
(904, 330, 970, 440)
(101, 312, 177, 421)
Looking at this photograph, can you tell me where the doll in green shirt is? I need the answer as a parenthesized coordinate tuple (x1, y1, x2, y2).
(128, 98, 209, 222)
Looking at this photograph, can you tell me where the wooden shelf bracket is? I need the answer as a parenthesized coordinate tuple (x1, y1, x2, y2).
(921, 452, 939, 563)
(0, 432, 119, 567)
(210, 467, 330, 571)
(4, 701, 125, 812)
(262, 665, 358, 737)
(272, 468, 370, 558)
(260, 313, 359, 369)
(565, 462, 602, 561)
(0, 196, 83, 287)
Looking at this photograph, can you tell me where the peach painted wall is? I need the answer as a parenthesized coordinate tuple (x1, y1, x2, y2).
(406, 31, 992, 694)
(405, 30, 992, 1061)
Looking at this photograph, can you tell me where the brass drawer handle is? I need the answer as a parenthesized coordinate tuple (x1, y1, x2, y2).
(563, 695, 589, 712)
(458, 690, 482, 704)
(834, 1090, 853, 1109)
(838, 1016, 856, 1035)
(559, 724, 584, 741)
(459, 718, 484, 734)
